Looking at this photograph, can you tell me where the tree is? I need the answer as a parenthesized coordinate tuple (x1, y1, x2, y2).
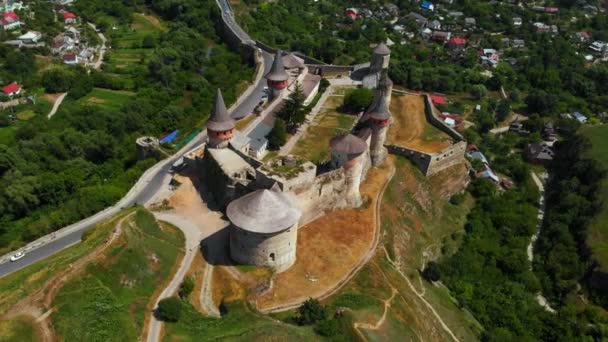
(422, 261, 441, 282)
(471, 84, 488, 100)
(41, 69, 73, 93)
(296, 298, 327, 325)
(278, 82, 307, 133)
(314, 318, 340, 337)
(267, 118, 287, 150)
(157, 297, 182, 322)
(342, 87, 373, 113)
(178, 276, 194, 299)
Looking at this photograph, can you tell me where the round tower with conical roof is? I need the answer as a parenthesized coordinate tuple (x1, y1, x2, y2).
(207, 89, 236, 149)
(370, 42, 391, 75)
(366, 89, 391, 166)
(265, 50, 289, 99)
(227, 185, 301, 273)
(330, 133, 368, 207)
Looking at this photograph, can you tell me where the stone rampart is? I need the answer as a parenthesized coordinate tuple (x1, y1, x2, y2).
(387, 141, 466, 176)
(422, 94, 465, 141)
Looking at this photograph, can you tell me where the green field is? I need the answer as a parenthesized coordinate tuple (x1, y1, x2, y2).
(581, 125, 608, 271)
(291, 95, 358, 164)
(0, 317, 38, 342)
(80, 88, 136, 110)
(0, 126, 16, 145)
(0, 209, 136, 313)
(164, 301, 318, 341)
(108, 13, 165, 71)
(51, 209, 184, 341)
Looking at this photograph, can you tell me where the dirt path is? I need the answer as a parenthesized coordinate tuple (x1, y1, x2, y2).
(2, 214, 129, 341)
(354, 287, 398, 337)
(199, 263, 220, 317)
(46, 92, 67, 119)
(381, 247, 460, 342)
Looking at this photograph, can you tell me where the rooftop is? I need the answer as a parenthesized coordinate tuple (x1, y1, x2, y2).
(207, 147, 253, 177)
(207, 88, 236, 132)
(226, 187, 301, 234)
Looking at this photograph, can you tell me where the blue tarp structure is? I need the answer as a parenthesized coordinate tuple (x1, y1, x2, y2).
(421, 1, 434, 10)
(160, 130, 179, 144)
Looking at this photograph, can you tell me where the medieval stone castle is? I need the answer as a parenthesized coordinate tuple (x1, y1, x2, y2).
(183, 43, 465, 273)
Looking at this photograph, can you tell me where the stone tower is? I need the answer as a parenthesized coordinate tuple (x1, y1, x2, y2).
(330, 133, 368, 207)
(366, 87, 391, 166)
(227, 185, 301, 273)
(370, 42, 391, 75)
(378, 71, 393, 106)
(265, 50, 289, 99)
(207, 88, 236, 149)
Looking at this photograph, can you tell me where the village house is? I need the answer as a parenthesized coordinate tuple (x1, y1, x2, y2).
(431, 30, 451, 42)
(1, 82, 21, 97)
(405, 12, 427, 30)
(63, 53, 78, 65)
(573, 111, 587, 124)
(63, 12, 77, 25)
(427, 19, 441, 31)
(384, 3, 399, 18)
(17, 31, 41, 44)
(464, 17, 476, 27)
(533, 22, 550, 33)
(345, 8, 358, 20)
(448, 36, 466, 50)
(1, 12, 20, 30)
(52, 35, 75, 54)
(421, 1, 434, 11)
(525, 143, 555, 165)
(543, 122, 557, 141)
(512, 17, 522, 27)
(575, 31, 591, 43)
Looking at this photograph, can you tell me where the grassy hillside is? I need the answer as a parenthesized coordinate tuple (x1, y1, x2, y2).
(0, 317, 39, 342)
(580, 125, 608, 272)
(50, 210, 184, 341)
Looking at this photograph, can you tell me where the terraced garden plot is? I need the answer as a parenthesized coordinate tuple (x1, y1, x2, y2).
(80, 88, 135, 110)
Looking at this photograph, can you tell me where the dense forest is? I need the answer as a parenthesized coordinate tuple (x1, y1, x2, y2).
(0, 0, 253, 250)
(238, 0, 608, 117)
(438, 131, 608, 340)
(535, 135, 607, 307)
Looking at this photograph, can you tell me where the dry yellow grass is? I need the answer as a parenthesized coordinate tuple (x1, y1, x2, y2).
(255, 164, 392, 310)
(388, 94, 452, 153)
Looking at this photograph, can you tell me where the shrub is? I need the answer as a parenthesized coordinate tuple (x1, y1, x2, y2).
(342, 88, 373, 113)
(422, 261, 441, 282)
(449, 192, 466, 205)
(314, 319, 340, 337)
(157, 297, 182, 322)
(178, 276, 194, 299)
(296, 298, 327, 325)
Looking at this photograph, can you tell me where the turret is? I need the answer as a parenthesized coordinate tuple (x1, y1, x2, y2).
(330, 133, 368, 207)
(207, 89, 235, 149)
(265, 50, 289, 99)
(370, 42, 391, 75)
(366, 88, 391, 166)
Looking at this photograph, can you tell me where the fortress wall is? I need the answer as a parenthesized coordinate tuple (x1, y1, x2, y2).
(422, 94, 465, 141)
(307, 64, 354, 75)
(254, 41, 327, 65)
(387, 141, 467, 176)
(215, 10, 255, 63)
(230, 224, 298, 273)
(295, 169, 349, 225)
(425, 141, 467, 176)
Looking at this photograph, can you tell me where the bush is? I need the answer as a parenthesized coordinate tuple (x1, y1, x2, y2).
(471, 84, 488, 100)
(314, 318, 340, 337)
(178, 276, 194, 299)
(157, 297, 182, 322)
(296, 298, 327, 325)
(342, 88, 373, 113)
(268, 118, 287, 150)
(449, 192, 466, 205)
(422, 261, 441, 282)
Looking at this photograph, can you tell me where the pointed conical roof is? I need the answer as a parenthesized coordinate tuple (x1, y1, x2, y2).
(227, 187, 301, 234)
(330, 133, 368, 156)
(207, 89, 235, 132)
(265, 50, 289, 82)
(373, 42, 391, 55)
(366, 91, 391, 121)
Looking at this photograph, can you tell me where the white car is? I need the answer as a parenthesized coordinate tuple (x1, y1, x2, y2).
(10, 251, 24, 262)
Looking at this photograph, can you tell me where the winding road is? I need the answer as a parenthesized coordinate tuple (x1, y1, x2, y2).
(0, 49, 272, 279)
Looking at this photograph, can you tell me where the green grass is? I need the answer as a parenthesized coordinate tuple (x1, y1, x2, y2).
(163, 301, 318, 341)
(0, 125, 16, 145)
(580, 125, 608, 271)
(80, 88, 136, 110)
(50, 209, 184, 341)
(291, 96, 358, 163)
(0, 317, 38, 342)
(15, 110, 35, 121)
(0, 209, 136, 313)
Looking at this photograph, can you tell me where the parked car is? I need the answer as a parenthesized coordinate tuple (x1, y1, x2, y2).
(10, 251, 24, 262)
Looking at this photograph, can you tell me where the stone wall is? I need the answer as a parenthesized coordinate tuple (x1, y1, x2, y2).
(422, 94, 465, 141)
(388, 141, 466, 176)
(230, 224, 298, 273)
(201, 151, 254, 208)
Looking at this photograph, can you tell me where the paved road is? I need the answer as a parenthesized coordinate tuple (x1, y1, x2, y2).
(0, 51, 271, 279)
